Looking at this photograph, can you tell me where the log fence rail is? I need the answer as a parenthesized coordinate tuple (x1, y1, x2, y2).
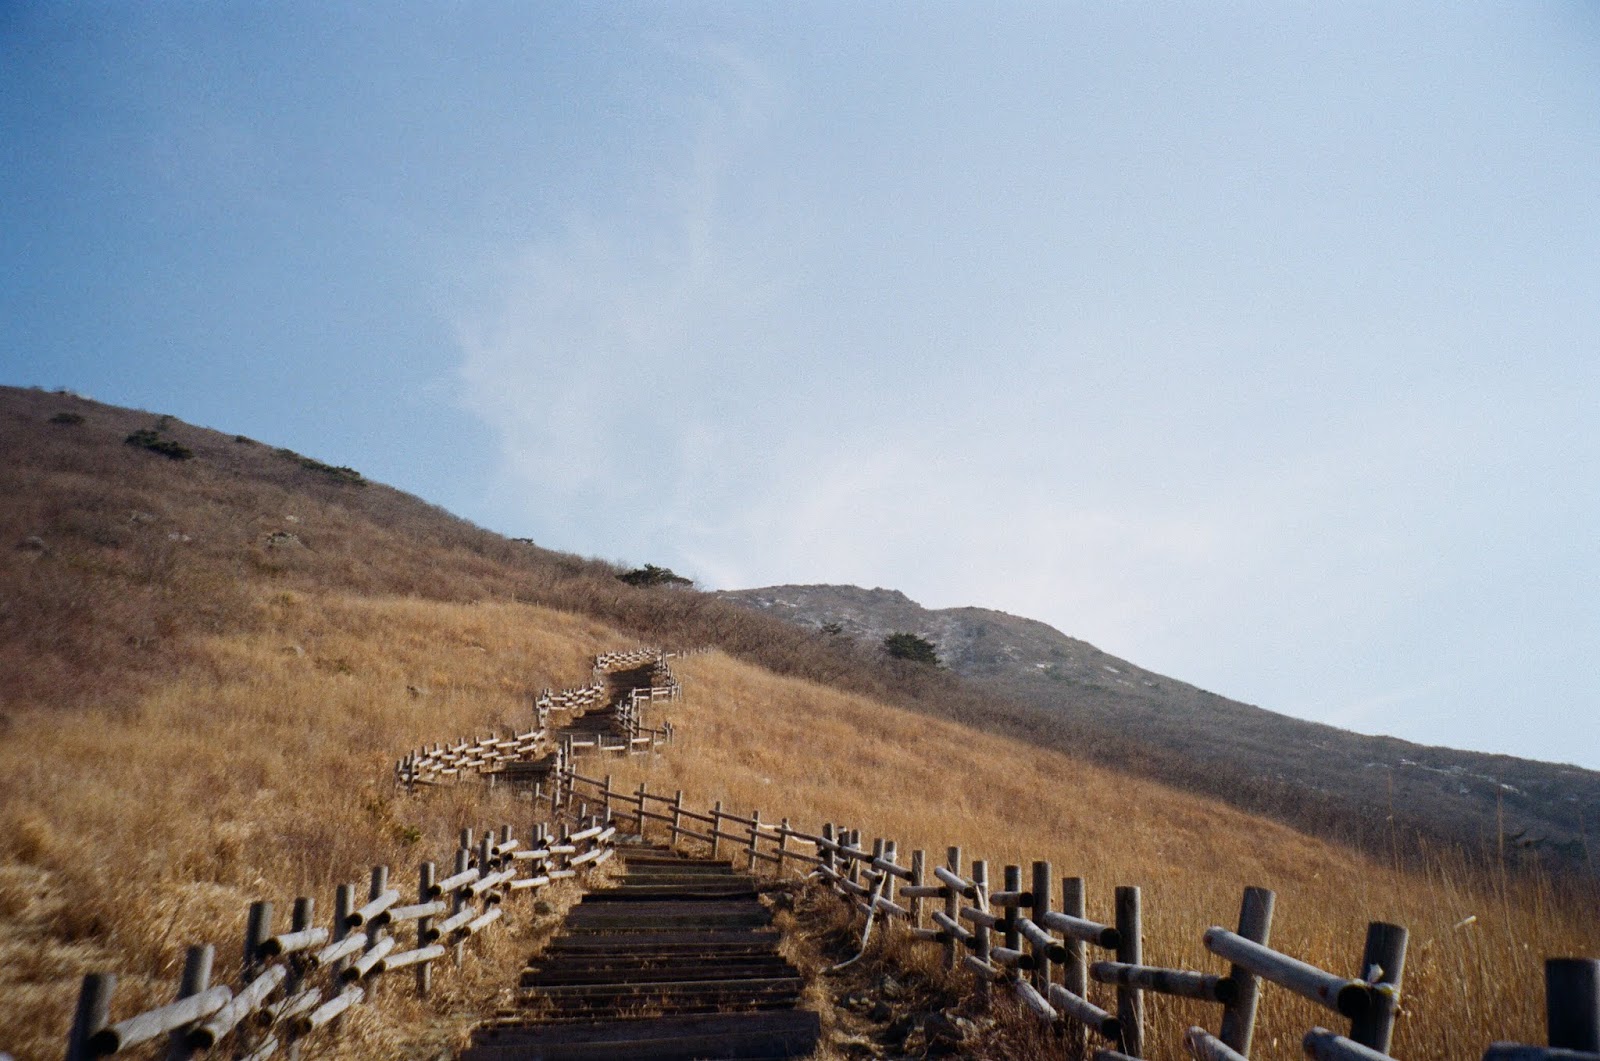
(395, 650, 680, 788)
(63, 818, 617, 1061)
(47, 646, 1597, 1061)
(56, 648, 681, 1060)
(555, 762, 1600, 1061)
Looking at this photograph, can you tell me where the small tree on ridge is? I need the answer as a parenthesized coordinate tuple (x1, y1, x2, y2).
(883, 632, 940, 666)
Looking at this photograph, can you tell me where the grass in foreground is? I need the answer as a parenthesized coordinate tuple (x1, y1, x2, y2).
(0, 591, 618, 1060)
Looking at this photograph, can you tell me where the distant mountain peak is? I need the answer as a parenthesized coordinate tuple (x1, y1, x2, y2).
(714, 580, 1600, 868)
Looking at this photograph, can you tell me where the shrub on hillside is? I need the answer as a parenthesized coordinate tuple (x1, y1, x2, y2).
(618, 564, 693, 588)
(273, 447, 365, 486)
(124, 427, 193, 460)
(50, 412, 84, 425)
(883, 631, 940, 666)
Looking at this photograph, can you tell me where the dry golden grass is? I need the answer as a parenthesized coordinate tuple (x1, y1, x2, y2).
(4, 388, 1594, 1060)
(3, 603, 1592, 1060)
(602, 651, 1600, 1059)
(0, 591, 624, 1060)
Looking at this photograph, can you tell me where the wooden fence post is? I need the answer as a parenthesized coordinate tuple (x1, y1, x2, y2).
(944, 846, 963, 972)
(1003, 865, 1023, 983)
(1115, 885, 1143, 1057)
(602, 773, 612, 815)
(243, 901, 272, 980)
(1031, 860, 1052, 994)
(1351, 921, 1408, 1051)
(369, 864, 389, 932)
(328, 886, 352, 1032)
(362, 864, 390, 1001)
(821, 824, 836, 875)
(1062, 877, 1088, 1057)
(635, 782, 648, 835)
(1218, 886, 1275, 1056)
(164, 944, 213, 1061)
(710, 801, 723, 859)
(450, 848, 471, 967)
(884, 841, 899, 912)
(285, 897, 313, 1061)
(65, 973, 114, 1061)
(1547, 958, 1600, 1051)
(777, 818, 791, 874)
(972, 860, 991, 1005)
(748, 810, 762, 874)
(671, 790, 684, 847)
(416, 863, 435, 999)
(909, 850, 927, 930)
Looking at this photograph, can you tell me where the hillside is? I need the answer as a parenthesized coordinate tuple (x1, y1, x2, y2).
(2, 384, 1596, 1058)
(715, 584, 1600, 869)
(5, 383, 1594, 869)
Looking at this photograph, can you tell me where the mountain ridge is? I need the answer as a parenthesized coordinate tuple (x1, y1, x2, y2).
(715, 582, 1599, 868)
(4, 383, 1592, 872)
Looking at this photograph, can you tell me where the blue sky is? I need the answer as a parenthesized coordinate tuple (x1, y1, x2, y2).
(4, 4, 1597, 768)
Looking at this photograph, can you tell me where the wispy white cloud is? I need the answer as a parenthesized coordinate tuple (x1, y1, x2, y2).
(449, 16, 1600, 768)
(455, 40, 781, 516)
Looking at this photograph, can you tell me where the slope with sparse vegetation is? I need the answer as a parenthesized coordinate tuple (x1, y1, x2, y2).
(0, 384, 1595, 1059)
(715, 584, 1600, 871)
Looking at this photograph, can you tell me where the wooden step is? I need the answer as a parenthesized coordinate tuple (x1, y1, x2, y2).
(562, 911, 771, 931)
(589, 886, 758, 901)
(470, 842, 815, 1060)
(467, 1005, 818, 1058)
(522, 961, 797, 988)
(522, 995, 807, 1022)
(524, 972, 803, 997)
(545, 929, 782, 953)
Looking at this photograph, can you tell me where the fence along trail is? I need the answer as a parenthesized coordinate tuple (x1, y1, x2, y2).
(544, 668, 1600, 1061)
(61, 821, 619, 1061)
(51, 647, 1600, 1060)
(394, 648, 678, 793)
(56, 650, 673, 1061)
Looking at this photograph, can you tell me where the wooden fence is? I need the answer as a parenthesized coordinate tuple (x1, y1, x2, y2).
(61, 818, 617, 1060)
(556, 765, 1600, 1061)
(54, 648, 685, 1059)
(393, 650, 680, 788)
(53, 646, 1596, 1060)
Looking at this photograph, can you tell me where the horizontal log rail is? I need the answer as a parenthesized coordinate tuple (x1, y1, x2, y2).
(60, 646, 1595, 1061)
(64, 815, 616, 1060)
(576, 764, 1599, 1061)
(395, 649, 679, 789)
(1204, 927, 1372, 1018)
(452, 649, 1598, 1061)
(1091, 960, 1236, 1004)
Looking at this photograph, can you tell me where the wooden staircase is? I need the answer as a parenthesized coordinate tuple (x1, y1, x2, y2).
(463, 844, 820, 1060)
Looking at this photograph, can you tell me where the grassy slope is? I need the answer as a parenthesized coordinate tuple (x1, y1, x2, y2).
(1, 386, 1595, 1058)
(0, 592, 620, 1058)
(715, 585, 1600, 868)
(611, 652, 1600, 1058)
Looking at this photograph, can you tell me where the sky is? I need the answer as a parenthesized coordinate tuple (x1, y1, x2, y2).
(3, 4, 1597, 769)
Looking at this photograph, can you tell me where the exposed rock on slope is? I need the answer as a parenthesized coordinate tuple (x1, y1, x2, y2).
(716, 584, 1600, 871)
